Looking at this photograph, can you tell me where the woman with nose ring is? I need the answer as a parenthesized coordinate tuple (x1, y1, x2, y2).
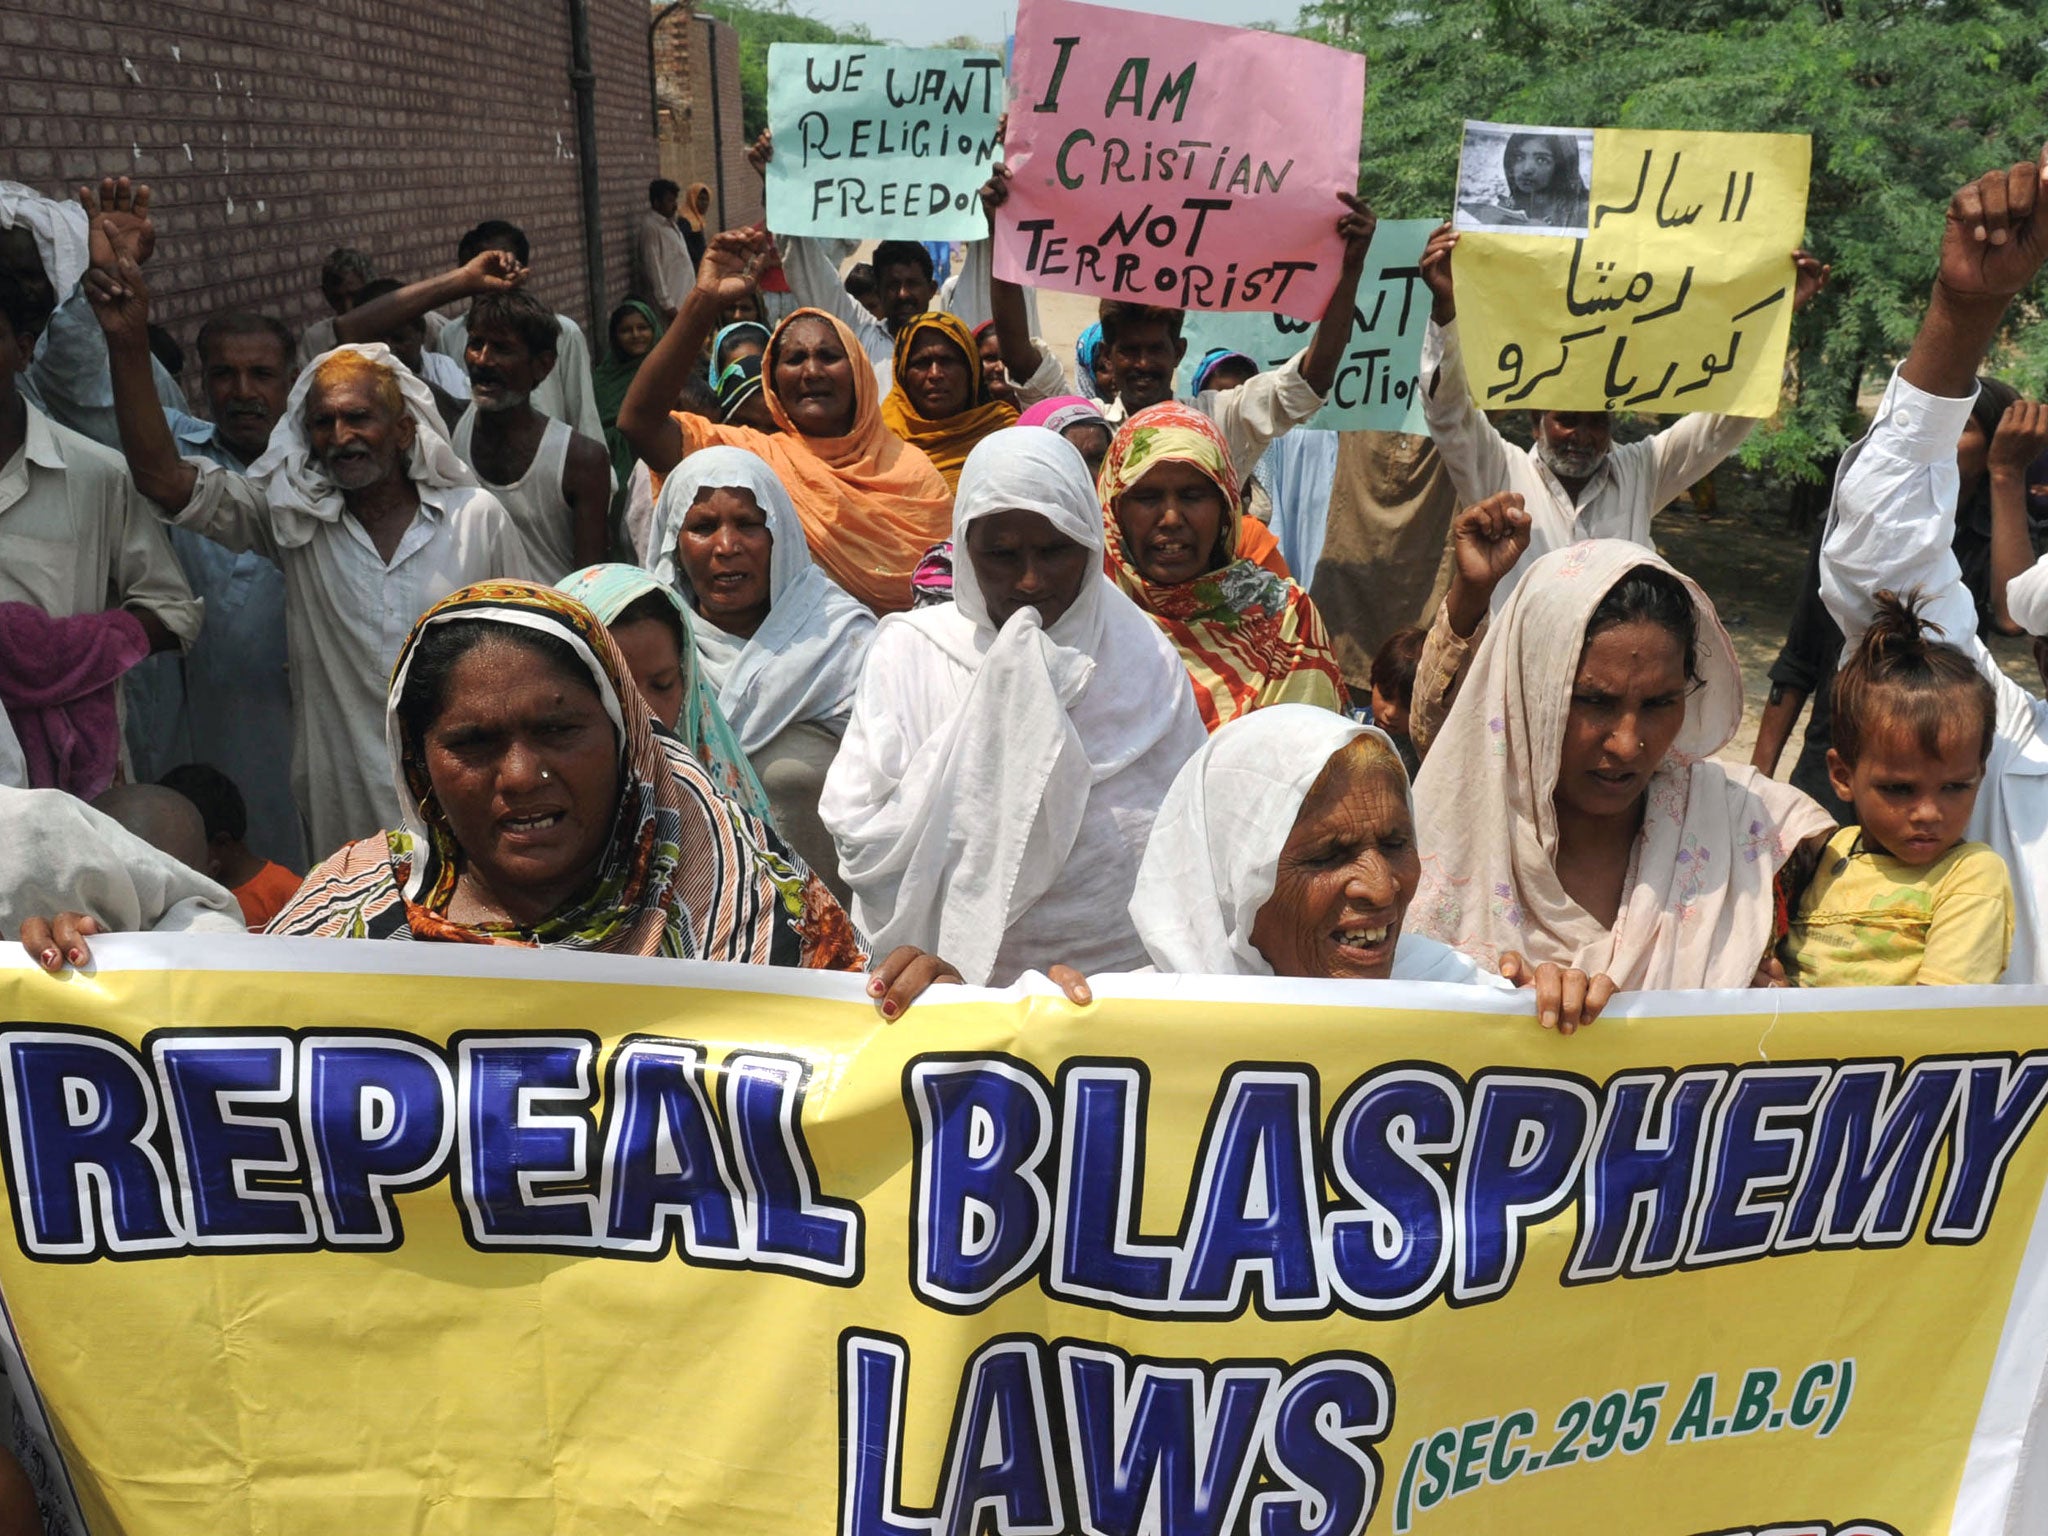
(1099, 403, 1346, 730)
(1409, 540, 1835, 991)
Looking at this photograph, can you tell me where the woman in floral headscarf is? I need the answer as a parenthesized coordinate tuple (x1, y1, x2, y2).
(1099, 402, 1346, 731)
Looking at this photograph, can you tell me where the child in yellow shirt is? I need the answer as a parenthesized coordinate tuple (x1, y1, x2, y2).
(1782, 590, 2013, 986)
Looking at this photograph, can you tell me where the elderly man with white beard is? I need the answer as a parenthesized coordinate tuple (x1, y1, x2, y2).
(336, 262, 612, 581)
(81, 177, 527, 862)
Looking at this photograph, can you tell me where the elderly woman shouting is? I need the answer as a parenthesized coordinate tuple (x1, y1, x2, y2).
(1130, 705, 1609, 1030)
(1410, 530, 1835, 989)
(24, 582, 958, 1019)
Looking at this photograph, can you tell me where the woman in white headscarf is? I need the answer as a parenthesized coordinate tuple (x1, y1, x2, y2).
(820, 426, 1206, 985)
(1129, 705, 1609, 1028)
(645, 446, 877, 892)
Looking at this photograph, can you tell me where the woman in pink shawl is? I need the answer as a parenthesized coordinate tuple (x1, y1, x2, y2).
(1410, 539, 1834, 991)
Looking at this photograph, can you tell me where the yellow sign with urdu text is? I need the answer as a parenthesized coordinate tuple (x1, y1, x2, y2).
(1455, 128, 1811, 417)
(3, 935, 2046, 1535)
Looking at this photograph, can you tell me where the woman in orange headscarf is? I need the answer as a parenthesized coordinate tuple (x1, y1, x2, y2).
(878, 311, 1017, 492)
(618, 229, 953, 614)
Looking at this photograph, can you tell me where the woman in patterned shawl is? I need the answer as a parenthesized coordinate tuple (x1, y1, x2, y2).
(268, 582, 956, 1010)
(1099, 402, 1347, 730)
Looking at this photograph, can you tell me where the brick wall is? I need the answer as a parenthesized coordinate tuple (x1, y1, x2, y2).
(651, 5, 755, 236)
(0, 0, 659, 370)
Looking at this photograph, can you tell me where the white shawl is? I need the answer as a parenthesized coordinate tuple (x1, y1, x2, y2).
(820, 427, 1204, 984)
(646, 446, 877, 753)
(0, 787, 244, 938)
(1130, 704, 1498, 984)
(1410, 540, 1835, 990)
(244, 345, 474, 549)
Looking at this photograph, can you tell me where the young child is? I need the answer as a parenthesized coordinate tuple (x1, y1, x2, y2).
(1367, 627, 1426, 777)
(158, 762, 304, 931)
(1781, 590, 2014, 986)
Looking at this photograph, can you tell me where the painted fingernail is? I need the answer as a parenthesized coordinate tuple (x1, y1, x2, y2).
(67, 948, 85, 965)
(40, 950, 59, 969)
(881, 1000, 898, 1020)
(868, 978, 884, 996)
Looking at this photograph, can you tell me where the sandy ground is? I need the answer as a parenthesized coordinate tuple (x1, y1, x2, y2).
(908, 249, 2043, 777)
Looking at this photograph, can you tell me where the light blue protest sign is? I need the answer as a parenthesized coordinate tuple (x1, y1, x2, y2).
(1176, 218, 1437, 432)
(765, 44, 1003, 241)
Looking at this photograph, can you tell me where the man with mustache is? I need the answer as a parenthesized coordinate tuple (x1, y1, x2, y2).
(338, 260, 612, 581)
(430, 220, 606, 447)
(79, 178, 526, 861)
(1415, 221, 1831, 611)
(122, 308, 310, 870)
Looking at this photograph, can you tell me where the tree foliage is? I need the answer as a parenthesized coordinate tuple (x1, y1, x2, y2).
(698, 0, 876, 141)
(1296, 0, 2048, 478)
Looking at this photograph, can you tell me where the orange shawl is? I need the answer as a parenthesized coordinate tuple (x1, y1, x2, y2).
(878, 312, 1018, 493)
(668, 308, 952, 614)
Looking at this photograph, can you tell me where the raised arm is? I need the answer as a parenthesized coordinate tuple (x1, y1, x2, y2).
(334, 252, 524, 347)
(76, 180, 196, 513)
(1903, 149, 2047, 400)
(1298, 194, 1375, 398)
(1990, 400, 2048, 633)
(1823, 146, 2047, 658)
(977, 166, 1050, 389)
(1409, 493, 1530, 754)
(1415, 223, 1517, 502)
(619, 228, 767, 476)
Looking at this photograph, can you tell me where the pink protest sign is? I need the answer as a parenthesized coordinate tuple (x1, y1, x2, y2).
(996, 0, 1367, 320)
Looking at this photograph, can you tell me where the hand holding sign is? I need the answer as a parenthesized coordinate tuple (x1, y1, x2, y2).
(1452, 125, 1812, 416)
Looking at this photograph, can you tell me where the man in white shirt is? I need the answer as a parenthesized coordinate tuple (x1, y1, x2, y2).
(637, 179, 696, 320)
(0, 208, 198, 659)
(1417, 221, 1829, 609)
(1820, 143, 2048, 986)
(84, 186, 526, 861)
(433, 220, 605, 446)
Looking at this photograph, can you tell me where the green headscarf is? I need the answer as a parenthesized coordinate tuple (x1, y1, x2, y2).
(554, 563, 774, 825)
(594, 300, 666, 495)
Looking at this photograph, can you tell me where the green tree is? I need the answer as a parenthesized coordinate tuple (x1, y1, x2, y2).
(697, 0, 877, 141)
(1297, 0, 2048, 478)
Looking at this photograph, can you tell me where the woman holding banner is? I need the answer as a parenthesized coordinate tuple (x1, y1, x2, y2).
(1409, 537, 1834, 990)
(1101, 404, 1346, 730)
(618, 229, 952, 615)
(239, 581, 958, 1019)
(1129, 704, 1611, 1032)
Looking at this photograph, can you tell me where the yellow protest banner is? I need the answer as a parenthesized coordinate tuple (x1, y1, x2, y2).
(1453, 126, 1811, 417)
(3, 937, 2046, 1534)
